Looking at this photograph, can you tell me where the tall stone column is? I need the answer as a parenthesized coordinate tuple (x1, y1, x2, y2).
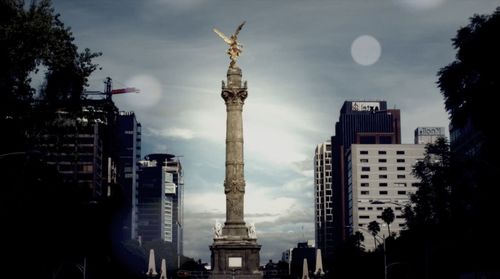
(221, 66, 248, 236)
(210, 66, 261, 279)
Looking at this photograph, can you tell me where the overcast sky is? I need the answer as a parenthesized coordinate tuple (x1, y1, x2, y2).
(51, 0, 499, 264)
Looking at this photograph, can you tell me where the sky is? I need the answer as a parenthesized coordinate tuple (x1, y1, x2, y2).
(50, 0, 499, 264)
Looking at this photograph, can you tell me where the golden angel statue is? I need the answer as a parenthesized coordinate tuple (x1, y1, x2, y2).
(213, 21, 246, 68)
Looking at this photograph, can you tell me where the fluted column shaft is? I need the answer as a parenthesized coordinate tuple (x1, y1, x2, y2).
(221, 67, 247, 227)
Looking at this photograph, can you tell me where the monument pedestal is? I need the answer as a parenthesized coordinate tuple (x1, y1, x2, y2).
(210, 237, 262, 279)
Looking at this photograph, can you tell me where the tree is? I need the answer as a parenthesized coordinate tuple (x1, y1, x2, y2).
(352, 231, 365, 251)
(436, 7, 500, 272)
(368, 220, 381, 248)
(404, 137, 452, 228)
(0, 0, 101, 153)
(344, 230, 365, 251)
(381, 207, 395, 236)
(437, 7, 500, 141)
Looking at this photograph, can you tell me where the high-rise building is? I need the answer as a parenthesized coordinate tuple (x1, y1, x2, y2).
(331, 101, 401, 251)
(164, 154, 184, 262)
(117, 111, 141, 239)
(346, 144, 425, 250)
(414, 127, 445, 144)
(38, 98, 120, 201)
(136, 153, 184, 268)
(313, 141, 333, 263)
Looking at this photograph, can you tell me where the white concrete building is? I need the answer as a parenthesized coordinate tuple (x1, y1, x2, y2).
(347, 144, 425, 250)
(313, 141, 334, 260)
(414, 127, 445, 144)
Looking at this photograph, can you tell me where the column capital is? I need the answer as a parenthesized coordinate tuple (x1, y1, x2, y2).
(221, 88, 248, 105)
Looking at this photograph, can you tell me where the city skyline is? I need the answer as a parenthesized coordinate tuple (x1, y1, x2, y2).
(46, 0, 499, 263)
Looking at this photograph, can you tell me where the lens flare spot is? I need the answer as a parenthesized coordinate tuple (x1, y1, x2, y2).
(351, 35, 382, 66)
(123, 75, 162, 108)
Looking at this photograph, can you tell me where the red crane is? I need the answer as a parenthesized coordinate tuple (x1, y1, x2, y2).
(84, 77, 140, 100)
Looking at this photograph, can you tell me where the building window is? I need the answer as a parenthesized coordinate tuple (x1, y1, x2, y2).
(380, 136, 393, 144)
(360, 150, 369, 155)
(411, 182, 421, 187)
(360, 136, 376, 144)
(379, 166, 387, 171)
(361, 191, 369, 195)
(378, 150, 387, 155)
(361, 183, 369, 187)
(397, 175, 406, 179)
(360, 215, 370, 219)
(379, 158, 387, 163)
(379, 183, 388, 187)
(397, 167, 406, 171)
(379, 174, 387, 179)
(361, 167, 370, 171)
(359, 207, 366, 210)
(82, 164, 93, 173)
(361, 175, 369, 179)
(397, 158, 405, 163)
(379, 191, 388, 195)
(360, 159, 369, 163)
(397, 150, 405, 155)
(376, 207, 383, 210)
(398, 191, 406, 195)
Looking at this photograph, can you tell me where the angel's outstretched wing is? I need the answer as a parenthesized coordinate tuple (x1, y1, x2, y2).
(234, 21, 246, 37)
(213, 28, 232, 44)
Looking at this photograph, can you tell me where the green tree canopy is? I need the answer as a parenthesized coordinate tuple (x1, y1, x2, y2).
(0, 0, 101, 153)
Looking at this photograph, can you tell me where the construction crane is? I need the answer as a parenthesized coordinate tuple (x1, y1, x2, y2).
(84, 77, 140, 100)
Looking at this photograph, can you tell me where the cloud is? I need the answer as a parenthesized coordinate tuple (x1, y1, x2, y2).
(149, 127, 196, 140)
(290, 159, 314, 177)
(282, 177, 314, 193)
(395, 0, 446, 11)
(152, 0, 206, 11)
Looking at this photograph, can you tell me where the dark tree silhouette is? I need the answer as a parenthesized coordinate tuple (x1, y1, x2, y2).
(405, 137, 452, 228)
(353, 231, 365, 251)
(0, 0, 101, 154)
(381, 207, 395, 236)
(368, 220, 381, 248)
(436, 7, 500, 275)
(438, 7, 500, 140)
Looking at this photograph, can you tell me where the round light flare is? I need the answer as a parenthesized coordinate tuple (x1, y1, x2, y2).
(122, 74, 162, 108)
(351, 35, 382, 66)
(395, 0, 446, 10)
